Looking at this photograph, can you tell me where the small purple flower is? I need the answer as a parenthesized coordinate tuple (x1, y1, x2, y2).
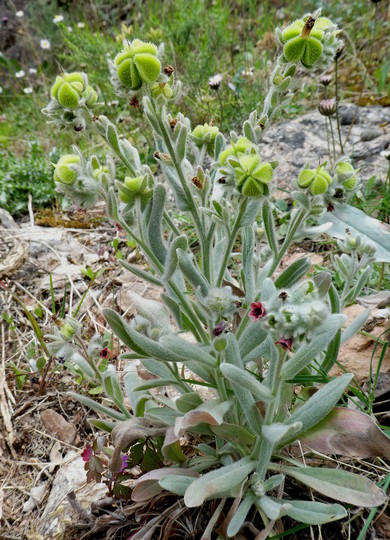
(2, 16, 9, 24)
(275, 337, 293, 352)
(119, 455, 128, 473)
(327, 202, 335, 212)
(249, 301, 266, 322)
(318, 98, 336, 117)
(81, 444, 93, 462)
(319, 74, 332, 87)
(100, 347, 111, 359)
(213, 321, 227, 336)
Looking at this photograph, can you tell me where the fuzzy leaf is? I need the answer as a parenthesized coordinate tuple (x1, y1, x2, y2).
(282, 373, 353, 444)
(280, 465, 387, 507)
(148, 184, 167, 264)
(220, 363, 273, 401)
(260, 497, 347, 525)
(300, 407, 390, 459)
(319, 203, 390, 262)
(174, 400, 231, 437)
(184, 457, 256, 507)
(132, 468, 199, 502)
(282, 314, 346, 379)
(275, 257, 310, 289)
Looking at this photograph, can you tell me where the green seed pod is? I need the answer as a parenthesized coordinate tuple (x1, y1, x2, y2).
(234, 154, 274, 198)
(191, 123, 219, 154)
(335, 161, 357, 190)
(60, 322, 76, 340)
(298, 165, 332, 195)
(150, 82, 173, 99)
(281, 16, 334, 69)
(219, 136, 252, 166)
(114, 39, 161, 90)
(124, 175, 147, 193)
(54, 154, 81, 184)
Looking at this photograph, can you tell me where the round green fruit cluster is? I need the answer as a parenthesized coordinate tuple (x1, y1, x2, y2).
(51, 72, 97, 109)
(234, 154, 274, 198)
(298, 165, 332, 195)
(281, 17, 334, 68)
(114, 39, 161, 90)
(54, 154, 81, 185)
(335, 161, 357, 190)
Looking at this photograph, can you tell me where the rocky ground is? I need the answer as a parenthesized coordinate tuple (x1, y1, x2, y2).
(0, 105, 389, 539)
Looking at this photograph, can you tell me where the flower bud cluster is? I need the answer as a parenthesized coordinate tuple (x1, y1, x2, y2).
(197, 286, 240, 320)
(109, 39, 173, 100)
(260, 278, 330, 343)
(53, 148, 114, 207)
(277, 12, 342, 70)
(117, 175, 153, 207)
(337, 234, 376, 259)
(190, 123, 219, 155)
(218, 136, 277, 198)
(46, 316, 81, 360)
(43, 72, 101, 131)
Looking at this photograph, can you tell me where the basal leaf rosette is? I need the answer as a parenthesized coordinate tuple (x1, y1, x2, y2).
(279, 14, 340, 69)
(111, 39, 163, 96)
(298, 165, 332, 195)
(234, 154, 275, 198)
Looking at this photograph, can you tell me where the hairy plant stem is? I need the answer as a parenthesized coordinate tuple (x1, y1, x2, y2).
(255, 349, 287, 480)
(150, 100, 211, 282)
(236, 205, 307, 341)
(163, 210, 180, 236)
(216, 197, 248, 287)
(329, 115, 337, 163)
(334, 58, 344, 155)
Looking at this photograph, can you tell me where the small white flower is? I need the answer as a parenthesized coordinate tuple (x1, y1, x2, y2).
(380, 150, 390, 161)
(40, 39, 51, 50)
(16, 10, 24, 18)
(15, 70, 26, 78)
(208, 74, 222, 90)
(0, 87, 3, 94)
(77, 22, 85, 29)
(53, 15, 64, 24)
(67, 26, 73, 32)
(23, 87, 33, 94)
(28, 67, 37, 75)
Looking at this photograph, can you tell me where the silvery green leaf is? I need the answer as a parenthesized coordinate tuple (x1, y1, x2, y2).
(282, 314, 346, 379)
(103, 308, 147, 356)
(319, 203, 390, 262)
(313, 272, 332, 298)
(184, 457, 256, 507)
(132, 468, 199, 502)
(275, 257, 310, 289)
(220, 363, 273, 401)
(70, 351, 95, 379)
(88, 418, 116, 433)
(106, 122, 120, 153)
(262, 199, 278, 256)
(127, 291, 171, 333)
(282, 373, 353, 443)
(343, 266, 371, 305)
(106, 187, 118, 220)
(159, 474, 197, 496)
(243, 120, 255, 142)
(119, 260, 162, 287)
(133, 378, 185, 392)
(341, 308, 370, 344)
(227, 491, 256, 537)
(262, 422, 302, 444)
(161, 293, 182, 327)
(118, 139, 140, 172)
(163, 235, 188, 280)
(280, 466, 387, 507)
(292, 191, 310, 210)
(123, 363, 150, 416)
(67, 391, 127, 421)
(241, 199, 261, 227)
(174, 400, 231, 437)
(214, 132, 226, 161)
(148, 184, 167, 265)
(176, 392, 204, 413)
(258, 495, 291, 520)
(263, 497, 347, 525)
(146, 406, 181, 426)
(211, 423, 255, 445)
(224, 333, 243, 368)
(238, 321, 268, 360)
(242, 226, 255, 301)
(263, 474, 284, 493)
(102, 365, 129, 415)
(160, 334, 218, 367)
(162, 165, 189, 210)
(177, 248, 210, 296)
(175, 124, 188, 162)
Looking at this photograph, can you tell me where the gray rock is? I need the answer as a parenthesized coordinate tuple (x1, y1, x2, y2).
(360, 128, 383, 142)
